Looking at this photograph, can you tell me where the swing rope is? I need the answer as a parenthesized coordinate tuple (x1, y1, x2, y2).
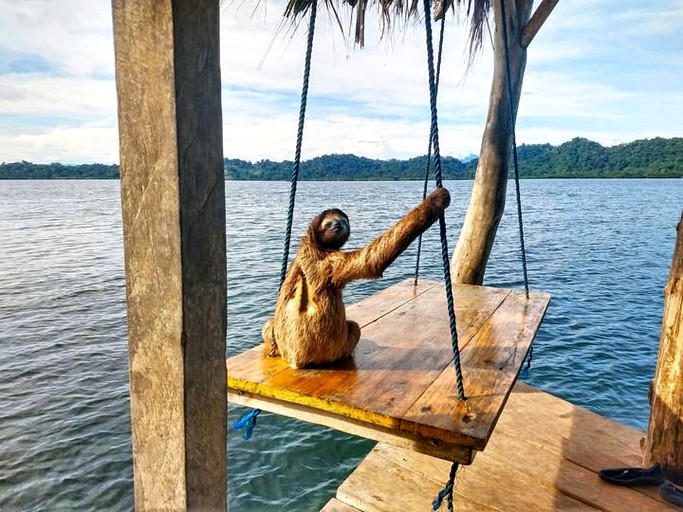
(235, 0, 319, 436)
(414, 10, 446, 287)
(270, 0, 319, 360)
(499, 0, 529, 299)
(279, 0, 318, 290)
(499, 0, 534, 372)
(423, 5, 465, 507)
(422, 0, 466, 403)
(432, 462, 459, 512)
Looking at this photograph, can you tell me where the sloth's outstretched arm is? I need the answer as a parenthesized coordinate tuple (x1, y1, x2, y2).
(329, 187, 450, 287)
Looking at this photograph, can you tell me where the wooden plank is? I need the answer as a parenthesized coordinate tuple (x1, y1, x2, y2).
(112, 0, 226, 509)
(227, 279, 436, 388)
(332, 385, 675, 511)
(262, 285, 459, 426)
(346, 278, 437, 328)
(403, 290, 550, 448)
(337, 443, 580, 512)
(228, 281, 543, 463)
(228, 390, 474, 463)
(228, 283, 510, 440)
(500, 383, 645, 468)
(320, 498, 359, 512)
(480, 429, 675, 511)
(335, 446, 478, 512)
(260, 284, 509, 420)
(500, 383, 671, 506)
(373, 443, 597, 512)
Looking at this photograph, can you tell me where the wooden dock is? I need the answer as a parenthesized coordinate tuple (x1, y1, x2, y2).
(322, 382, 677, 511)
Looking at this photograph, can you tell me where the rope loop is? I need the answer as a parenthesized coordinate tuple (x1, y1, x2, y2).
(231, 409, 261, 440)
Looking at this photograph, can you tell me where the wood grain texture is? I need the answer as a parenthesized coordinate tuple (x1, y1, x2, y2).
(499, 383, 671, 506)
(329, 383, 676, 512)
(451, 0, 534, 285)
(521, 0, 561, 48)
(113, 0, 226, 509)
(320, 498, 360, 512)
(228, 279, 549, 462)
(403, 289, 550, 447)
(643, 210, 683, 484)
(227, 279, 436, 388)
(228, 390, 473, 463)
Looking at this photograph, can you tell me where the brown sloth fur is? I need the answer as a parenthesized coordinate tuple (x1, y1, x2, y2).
(262, 187, 451, 368)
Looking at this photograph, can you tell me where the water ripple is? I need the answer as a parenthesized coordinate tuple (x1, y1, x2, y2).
(0, 179, 681, 510)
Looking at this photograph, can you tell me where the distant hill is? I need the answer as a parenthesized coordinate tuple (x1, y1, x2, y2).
(0, 161, 119, 180)
(2, 137, 682, 180)
(515, 137, 683, 178)
(224, 154, 473, 181)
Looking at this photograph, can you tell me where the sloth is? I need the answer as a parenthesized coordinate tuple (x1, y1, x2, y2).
(262, 187, 451, 369)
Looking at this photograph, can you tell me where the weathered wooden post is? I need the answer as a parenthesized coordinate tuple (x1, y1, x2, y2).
(112, 0, 227, 509)
(451, 0, 559, 285)
(643, 211, 683, 485)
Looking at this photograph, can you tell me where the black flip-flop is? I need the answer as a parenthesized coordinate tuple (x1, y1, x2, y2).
(598, 463, 665, 486)
(660, 482, 683, 508)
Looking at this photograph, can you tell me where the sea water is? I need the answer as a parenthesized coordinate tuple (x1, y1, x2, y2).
(1, 179, 681, 510)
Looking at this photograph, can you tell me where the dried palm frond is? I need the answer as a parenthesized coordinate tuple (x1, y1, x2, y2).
(282, 0, 492, 56)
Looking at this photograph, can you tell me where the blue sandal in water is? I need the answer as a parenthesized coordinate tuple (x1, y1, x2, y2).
(598, 463, 665, 486)
(660, 482, 683, 508)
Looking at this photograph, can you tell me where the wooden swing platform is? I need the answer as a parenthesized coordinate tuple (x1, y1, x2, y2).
(227, 278, 550, 464)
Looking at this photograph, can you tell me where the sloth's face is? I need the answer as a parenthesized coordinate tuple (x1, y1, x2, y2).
(316, 209, 350, 250)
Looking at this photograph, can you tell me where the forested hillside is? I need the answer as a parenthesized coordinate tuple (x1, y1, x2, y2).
(224, 154, 473, 180)
(2, 137, 682, 179)
(515, 137, 683, 178)
(0, 161, 119, 179)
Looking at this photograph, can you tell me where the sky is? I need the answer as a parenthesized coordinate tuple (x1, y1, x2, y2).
(0, 0, 682, 164)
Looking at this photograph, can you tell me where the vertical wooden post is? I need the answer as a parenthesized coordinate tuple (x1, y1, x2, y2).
(643, 211, 683, 485)
(112, 0, 227, 509)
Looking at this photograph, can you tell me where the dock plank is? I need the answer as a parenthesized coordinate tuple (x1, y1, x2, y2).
(496, 383, 670, 506)
(336, 446, 491, 512)
(329, 383, 677, 512)
(498, 383, 645, 468)
(320, 498, 359, 512)
(372, 443, 596, 512)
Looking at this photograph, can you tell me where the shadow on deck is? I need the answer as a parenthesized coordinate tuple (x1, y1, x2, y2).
(322, 382, 677, 511)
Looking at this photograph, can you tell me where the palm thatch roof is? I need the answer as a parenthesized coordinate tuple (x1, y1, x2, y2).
(283, 0, 492, 51)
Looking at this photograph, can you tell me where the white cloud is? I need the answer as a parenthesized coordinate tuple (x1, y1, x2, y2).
(0, 1, 114, 77)
(0, 125, 119, 164)
(0, 75, 116, 118)
(0, 0, 681, 163)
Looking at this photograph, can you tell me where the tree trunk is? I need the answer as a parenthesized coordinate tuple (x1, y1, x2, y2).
(642, 211, 683, 485)
(451, 0, 533, 285)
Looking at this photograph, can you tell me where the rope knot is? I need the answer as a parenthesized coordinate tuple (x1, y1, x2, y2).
(232, 409, 261, 440)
